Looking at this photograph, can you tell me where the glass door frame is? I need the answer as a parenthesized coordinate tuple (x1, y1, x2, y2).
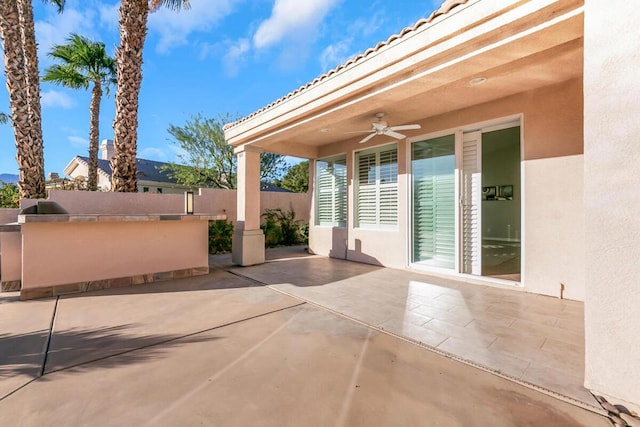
(406, 115, 523, 287)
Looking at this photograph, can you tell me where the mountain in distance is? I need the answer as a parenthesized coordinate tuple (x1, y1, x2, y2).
(0, 173, 19, 184)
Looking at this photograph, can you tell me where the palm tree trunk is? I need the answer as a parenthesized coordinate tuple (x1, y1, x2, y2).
(16, 0, 46, 199)
(112, 0, 149, 192)
(0, 0, 42, 199)
(88, 81, 102, 191)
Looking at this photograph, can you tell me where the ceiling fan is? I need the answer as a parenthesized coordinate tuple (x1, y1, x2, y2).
(351, 112, 421, 144)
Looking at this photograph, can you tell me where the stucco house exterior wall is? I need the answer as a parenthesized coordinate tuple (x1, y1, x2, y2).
(583, 0, 640, 412)
(223, 0, 640, 411)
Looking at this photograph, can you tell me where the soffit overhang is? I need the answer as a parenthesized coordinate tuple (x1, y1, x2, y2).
(225, 0, 584, 159)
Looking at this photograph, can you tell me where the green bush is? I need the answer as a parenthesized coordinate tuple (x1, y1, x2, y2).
(208, 220, 233, 254)
(0, 182, 19, 208)
(261, 209, 282, 247)
(261, 207, 308, 247)
(298, 222, 309, 245)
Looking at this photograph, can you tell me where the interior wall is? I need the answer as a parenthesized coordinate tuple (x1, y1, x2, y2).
(481, 127, 521, 241)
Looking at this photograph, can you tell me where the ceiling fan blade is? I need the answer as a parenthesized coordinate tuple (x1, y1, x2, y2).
(359, 133, 378, 144)
(384, 130, 406, 140)
(388, 124, 421, 131)
(345, 130, 375, 134)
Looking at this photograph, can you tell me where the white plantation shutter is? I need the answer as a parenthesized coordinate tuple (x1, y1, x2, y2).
(461, 132, 482, 275)
(379, 148, 398, 226)
(316, 156, 347, 226)
(411, 136, 456, 268)
(356, 145, 398, 228)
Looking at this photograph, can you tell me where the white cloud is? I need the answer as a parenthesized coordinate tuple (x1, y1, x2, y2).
(41, 90, 75, 109)
(222, 38, 250, 76)
(168, 145, 188, 161)
(98, 2, 119, 31)
(139, 147, 168, 161)
(253, 0, 339, 50)
(318, 14, 385, 72)
(36, 7, 98, 62)
(68, 136, 88, 148)
(148, 0, 239, 54)
(319, 39, 351, 71)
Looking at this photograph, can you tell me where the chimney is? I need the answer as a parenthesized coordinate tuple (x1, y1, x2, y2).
(100, 139, 114, 160)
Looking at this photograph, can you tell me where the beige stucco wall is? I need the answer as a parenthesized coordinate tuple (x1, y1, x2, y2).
(20, 220, 208, 289)
(310, 78, 585, 295)
(523, 155, 584, 300)
(0, 230, 21, 283)
(583, 0, 640, 411)
(42, 188, 311, 223)
(0, 209, 19, 225)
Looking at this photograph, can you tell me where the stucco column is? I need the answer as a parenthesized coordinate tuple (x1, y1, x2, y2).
(232, 145, 265, 266)
(583, 0, 640, 411)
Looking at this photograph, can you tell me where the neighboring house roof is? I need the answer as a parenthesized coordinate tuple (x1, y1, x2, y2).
(224, 0, 468, 131)
(65, 156, 293, 191)
(69, 156, 178, 184)
(91, 157, 176, 184)
(261, 182, 293, 193)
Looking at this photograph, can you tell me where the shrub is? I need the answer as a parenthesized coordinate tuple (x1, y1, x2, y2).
(261, 209, 282, 247)
(298, 222, 309, 245)
(261, 207, 309, 247)
(0, 182, 19, 208)
(208, 220, 233, 254)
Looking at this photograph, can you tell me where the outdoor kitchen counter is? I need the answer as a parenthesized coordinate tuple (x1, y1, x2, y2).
(18, 213, 226, 223)
(0, 223, 22, 292)
(17, 213, 226, 300)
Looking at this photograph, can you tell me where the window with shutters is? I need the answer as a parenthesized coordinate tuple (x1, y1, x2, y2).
(315, 155, 347, 227)
(356, 144, 398, 229)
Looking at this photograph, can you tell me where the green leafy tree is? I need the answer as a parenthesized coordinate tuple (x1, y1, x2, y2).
(277, 160, 309, 193)
(164, 114, 287, 189)
(0, 182, 20, 208)
(43, 34, 116, 191)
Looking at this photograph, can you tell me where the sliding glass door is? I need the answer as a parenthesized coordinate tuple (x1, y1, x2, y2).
(411, 135, 456, 268)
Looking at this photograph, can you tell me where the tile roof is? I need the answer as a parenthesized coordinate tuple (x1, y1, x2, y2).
(224, 0, 469, 131)
(79, 156, 178, 184)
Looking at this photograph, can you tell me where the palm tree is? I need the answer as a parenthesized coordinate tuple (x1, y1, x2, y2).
(43, 34, 116, 191)
(0, 0, 64, 199)
(111, 0, 190, 192)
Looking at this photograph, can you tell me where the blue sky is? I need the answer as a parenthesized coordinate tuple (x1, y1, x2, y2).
(0, 0, 442, 175)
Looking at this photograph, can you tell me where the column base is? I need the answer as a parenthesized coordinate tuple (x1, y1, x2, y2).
(232, 229, 265, 266)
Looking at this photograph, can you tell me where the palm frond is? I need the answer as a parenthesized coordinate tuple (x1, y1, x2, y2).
(150, 0, 191, 12)
(42, 64, 88, 89)
(43, 0, 65, 13)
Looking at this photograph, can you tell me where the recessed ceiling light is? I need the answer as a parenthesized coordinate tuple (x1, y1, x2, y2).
(470, 77, 488, 86)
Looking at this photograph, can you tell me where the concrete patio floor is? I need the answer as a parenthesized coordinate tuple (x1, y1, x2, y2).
(212, 246, 597, 408)
(0, 249, 610, 426)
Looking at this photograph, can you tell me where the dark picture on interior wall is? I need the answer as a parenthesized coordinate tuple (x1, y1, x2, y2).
(482, 186, 497, 200)
(499, 185, 514, 200)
